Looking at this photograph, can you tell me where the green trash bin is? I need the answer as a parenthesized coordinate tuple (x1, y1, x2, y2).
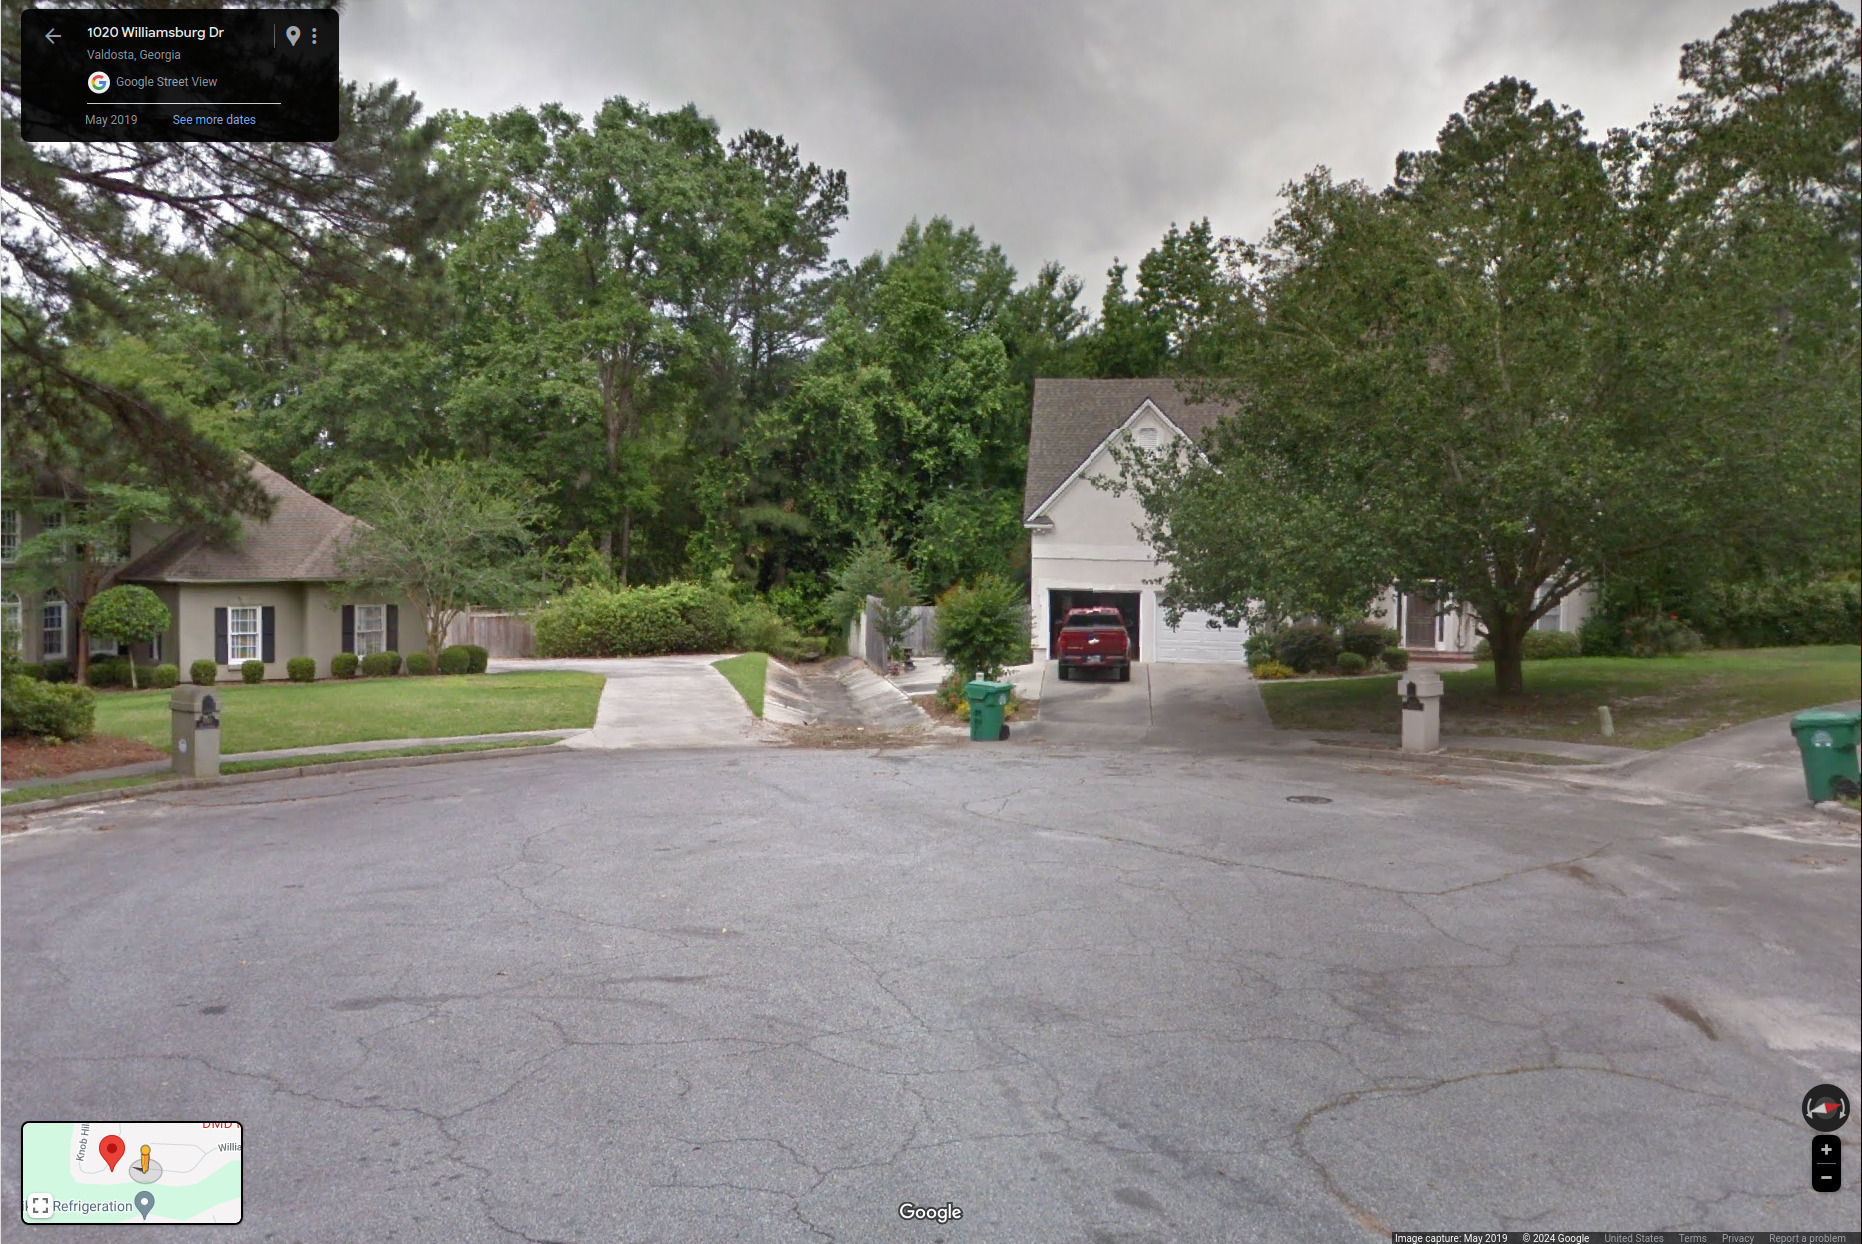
(965, 679, 1013, 742)
(1788, 707, 1861, 803)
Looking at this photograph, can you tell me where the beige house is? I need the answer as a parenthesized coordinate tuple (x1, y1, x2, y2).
(1021, 379, 1593, 664)
(3, 461, 414, 679)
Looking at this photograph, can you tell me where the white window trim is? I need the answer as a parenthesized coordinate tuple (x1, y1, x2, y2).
(41, 593, 66, 659)
(228, 605, 261, 663)
(354, 603, 387, 656)
(0, 508, 17, 564)
(148, 633, 162, 663)
(2, 590, 20, 641)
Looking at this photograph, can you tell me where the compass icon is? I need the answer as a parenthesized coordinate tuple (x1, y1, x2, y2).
(1803, 1083, 1850, 1133)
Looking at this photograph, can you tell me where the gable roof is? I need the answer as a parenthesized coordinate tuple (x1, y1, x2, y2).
(114, 460, 361, 584)
(1023, 378, 1234, 521)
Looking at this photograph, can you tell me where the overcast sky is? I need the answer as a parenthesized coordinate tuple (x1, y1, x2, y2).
(345, 0, 1854, 303)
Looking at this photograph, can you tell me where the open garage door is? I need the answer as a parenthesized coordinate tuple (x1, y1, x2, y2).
(1048, 589, 1141, 661)
(1153, 609, 1251, 663)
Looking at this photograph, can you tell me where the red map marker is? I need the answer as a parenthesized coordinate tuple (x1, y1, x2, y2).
(99, 1135, 126, 1172)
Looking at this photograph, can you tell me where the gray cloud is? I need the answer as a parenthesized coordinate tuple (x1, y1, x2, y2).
(344, 0, 1854, 302)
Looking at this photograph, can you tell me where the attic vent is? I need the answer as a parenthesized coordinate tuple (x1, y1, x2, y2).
(1135, 426, 1159, 450)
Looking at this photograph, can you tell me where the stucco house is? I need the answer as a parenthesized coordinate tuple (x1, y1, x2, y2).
(1022, 378, 1593, 664)
(2, 460, 415, 678)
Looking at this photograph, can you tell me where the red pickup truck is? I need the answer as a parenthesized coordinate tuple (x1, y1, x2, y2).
(1056, 607, 1131, 681)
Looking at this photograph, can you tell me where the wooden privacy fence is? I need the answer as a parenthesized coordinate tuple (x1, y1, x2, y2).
(442, 610, 535, 658)
(848, 600, 943, 672)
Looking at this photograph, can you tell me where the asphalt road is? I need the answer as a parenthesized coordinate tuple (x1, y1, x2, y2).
(4, 742, 1858, 1242)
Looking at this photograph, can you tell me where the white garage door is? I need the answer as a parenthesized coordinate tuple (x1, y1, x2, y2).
(1153, 609, 1251, 663)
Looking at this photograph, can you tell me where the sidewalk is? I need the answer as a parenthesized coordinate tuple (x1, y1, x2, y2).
(0, 729, 581, 792)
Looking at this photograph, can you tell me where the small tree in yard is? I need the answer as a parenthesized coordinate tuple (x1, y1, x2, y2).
(823, 536, 911, 636)
(935, 574, 1025, 682)
(80, 585, 171, 689)
(336, 460, 547, 666)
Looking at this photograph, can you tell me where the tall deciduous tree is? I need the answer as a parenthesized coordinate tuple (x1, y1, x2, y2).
(1119, 3, 1858, 696)
(336, 460, 547, 664)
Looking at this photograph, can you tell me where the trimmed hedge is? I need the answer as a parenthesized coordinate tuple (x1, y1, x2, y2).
(463, 644, 489, 674)
(534, 582, 738, 658)
(241, 659, 266, 683)
(2, 677, 96, 741)
(1340, 621, 1399, 661)
(361, 650, 400, 677)
(1381, 647, 1410, 671)
(85, 657, 132, 688)
(287, 656, 317, 683)
(405, 651, 435, 676)
(438, 645, 470, 676)
(331, 652, 360, 679)
(1336, 651, 1368, 674)
(149, 663, 180, 689)
(39, 660, 72, 684)
(190, 659, 218, 686)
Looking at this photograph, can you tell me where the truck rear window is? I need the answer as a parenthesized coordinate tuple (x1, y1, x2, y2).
(1068, 613, 1126, 628)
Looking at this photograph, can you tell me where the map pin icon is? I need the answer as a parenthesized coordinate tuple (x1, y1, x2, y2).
(99, 1135, 125, 1171)
(134, 1191, 154, 1221)
(285, 25, 300, 46)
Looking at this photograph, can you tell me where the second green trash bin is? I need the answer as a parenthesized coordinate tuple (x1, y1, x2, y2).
(1789, 707, 1861, 803)
(965, 679, 1013, 742)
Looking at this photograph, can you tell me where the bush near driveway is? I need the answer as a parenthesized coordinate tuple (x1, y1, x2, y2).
(90, 671, 605, 755)
(1259, 646, 1861, 749)
(535, 582, 737, 658)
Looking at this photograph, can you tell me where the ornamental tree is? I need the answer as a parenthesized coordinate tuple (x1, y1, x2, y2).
(81, 585, 171, 689)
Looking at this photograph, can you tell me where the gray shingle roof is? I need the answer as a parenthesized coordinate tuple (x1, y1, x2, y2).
(115, 460, 360, 583)
(1023, 378, 1234, 520)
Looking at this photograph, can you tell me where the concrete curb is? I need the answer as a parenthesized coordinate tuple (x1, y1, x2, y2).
(1301, 742, 1608, 777)
(0, 743, 569, 821)
(762, 658, 812, 727)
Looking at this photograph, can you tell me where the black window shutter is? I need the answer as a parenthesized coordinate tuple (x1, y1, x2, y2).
(341, 605, 355, 654)
(386, 604, 399, 652)
(214, 607, 229, 664)
(261, 606, 276, 663)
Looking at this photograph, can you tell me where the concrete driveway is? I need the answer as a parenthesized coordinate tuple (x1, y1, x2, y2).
(1026, 660, 1281, 751)
(490, 655, 759, 749)
(3, 745, 1855, 1240)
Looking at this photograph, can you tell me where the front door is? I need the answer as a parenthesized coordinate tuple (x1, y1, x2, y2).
(1403, 590, 1437, 648)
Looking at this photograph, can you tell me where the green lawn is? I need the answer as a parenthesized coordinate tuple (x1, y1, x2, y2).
(2, 737, 561, 807)
(713, 652, 767, 717)
(91, 672, 604, 754)
(1260, 646, 1861, 749)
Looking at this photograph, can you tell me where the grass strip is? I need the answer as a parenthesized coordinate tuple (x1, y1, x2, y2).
(2, 737, 561, 807)
(713, 652, 769, 718)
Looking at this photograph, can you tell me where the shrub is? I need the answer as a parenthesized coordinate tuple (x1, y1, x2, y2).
(438, 645, 471, 676)
(1622, 614, 1703, 657)
(1243, 631, 1273, 665)
(935, 575, 1026, 681)
(1473, 631, 1584, 661)
(534, 581, 739, 658)
(85, 657, 132, 688)
(405, 651, 435, 675)
(1341, 621, 1398, 661)
(39, 660, 72, 684)
(1270, 622, 1342, 673)
(287, 656, 317, 683)
(1, 678, 96, 741)
(731, 598, 805, 663)
(18, 662, 42, 680)
(361, 650, 399, 677)
(241, 659, 266, 684)
(1250, 660, 1298, 680)
(463, 644, 490, 674)
(331, 652, 360, 679)
(1336, 651, 1368, 674)
(190, 658, 218, 686)
(1691, 577, 1860, 648)
(1578, 613, 1624, 656)
(1380, 647, 1410, 672)
(149, 663, 180, 689)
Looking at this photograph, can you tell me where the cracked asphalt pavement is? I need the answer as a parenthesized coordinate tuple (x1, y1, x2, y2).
(4, 743, 1858, 1241)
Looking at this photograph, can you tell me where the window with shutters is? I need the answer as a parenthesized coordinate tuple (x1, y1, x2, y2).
(354, 604, 387, 655)
(41, 591, 66, 658)
(228, 605, 260, 662)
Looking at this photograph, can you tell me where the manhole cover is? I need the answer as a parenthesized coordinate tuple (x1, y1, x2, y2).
(1286, 795, 1332, 805)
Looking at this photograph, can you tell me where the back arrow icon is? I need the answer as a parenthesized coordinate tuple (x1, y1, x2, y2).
(45, 29, 60, 42)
